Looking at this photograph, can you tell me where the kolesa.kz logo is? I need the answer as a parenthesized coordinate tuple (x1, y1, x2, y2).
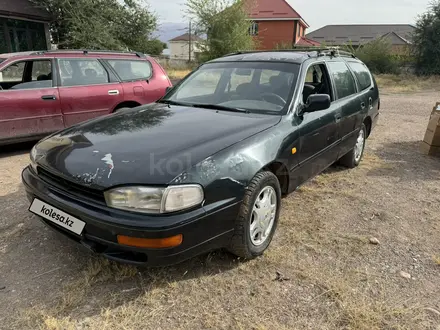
(40, 204, 74, 227)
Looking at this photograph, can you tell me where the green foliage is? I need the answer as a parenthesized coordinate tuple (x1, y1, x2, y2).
(412, 0, 440, 74)
(186, 0, 256, 61)
(143, 39, 168, 55)
(31, 0, 165, 55)
(342, 39, 400, 74)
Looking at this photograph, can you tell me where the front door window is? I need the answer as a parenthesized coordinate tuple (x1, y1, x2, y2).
(0, 60, 53, 90)
(0, 62, 25, 84)
(302, 64, 333, 103)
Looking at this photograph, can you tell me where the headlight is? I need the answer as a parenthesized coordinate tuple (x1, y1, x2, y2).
(104, 185, 204, 214)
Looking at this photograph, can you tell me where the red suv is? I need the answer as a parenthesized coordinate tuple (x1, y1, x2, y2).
(0, 50, 172, 145)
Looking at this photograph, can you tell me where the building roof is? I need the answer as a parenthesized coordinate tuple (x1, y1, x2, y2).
(306, 24, 415, 46)
(244, 0, 308, 26)
(296, 36, 321, 47)
(0, 0, 51, 21)
(169, 33, 204, 42)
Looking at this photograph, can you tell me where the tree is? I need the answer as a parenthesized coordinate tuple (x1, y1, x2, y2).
(144, 39, 168, 56)
(412, 1, 440, 74)
(31, 0, 164, 54)
(186, 0, 256, 61)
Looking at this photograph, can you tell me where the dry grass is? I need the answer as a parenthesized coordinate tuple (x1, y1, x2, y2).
(166, 69, 192, 80)
(14, 151, 439, 330)
(20, 258, 137, 329)
(375, 74, 440, 93)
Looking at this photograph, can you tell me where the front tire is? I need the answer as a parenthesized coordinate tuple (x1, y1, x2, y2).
(339, 123, 367, 168)
(228, 171, 281, 259)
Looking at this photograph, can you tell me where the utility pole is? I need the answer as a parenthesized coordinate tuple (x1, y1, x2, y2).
(188, 20, 192, 63)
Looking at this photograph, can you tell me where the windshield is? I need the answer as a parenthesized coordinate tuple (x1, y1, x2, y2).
(0, 59, 5, 64)
(163, 61, 300, 115)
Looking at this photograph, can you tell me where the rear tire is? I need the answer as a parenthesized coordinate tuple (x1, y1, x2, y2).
(228, 171, 281, 259)
(339, 123, 367, 168)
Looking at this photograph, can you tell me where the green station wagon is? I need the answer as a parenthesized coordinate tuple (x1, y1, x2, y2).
(23, 48, 380, 265)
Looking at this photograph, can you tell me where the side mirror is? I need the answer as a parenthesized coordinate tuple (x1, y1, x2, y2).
(165, 86, 173, 93)
(303, 94, 331, 113)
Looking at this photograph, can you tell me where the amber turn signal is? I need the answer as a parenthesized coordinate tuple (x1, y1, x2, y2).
(117, 234, 183, 249)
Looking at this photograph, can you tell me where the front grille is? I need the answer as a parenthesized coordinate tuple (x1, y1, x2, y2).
(37, 167, 106, 205)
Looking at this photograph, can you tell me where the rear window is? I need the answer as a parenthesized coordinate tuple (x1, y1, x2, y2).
(107, 60, 152, 81)
(347, 62, 372, 91)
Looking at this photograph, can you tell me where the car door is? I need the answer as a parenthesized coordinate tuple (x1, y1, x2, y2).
(326, 60, 362, 158)
(289, 62, 340, 188)
(57, 58, 124, 128)
(0, 58, 63, 142)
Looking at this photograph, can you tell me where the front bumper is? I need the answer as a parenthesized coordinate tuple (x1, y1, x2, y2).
(22, 166, 240, 266)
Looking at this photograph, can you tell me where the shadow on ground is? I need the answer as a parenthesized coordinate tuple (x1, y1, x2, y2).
(0, 141, 36, 159)
(367, 140, 440, 181)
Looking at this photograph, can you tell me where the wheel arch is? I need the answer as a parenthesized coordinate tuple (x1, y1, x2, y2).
(261, 161, 290, 196)
(113, 101, 141, 112)
(363, 116, 372, 138)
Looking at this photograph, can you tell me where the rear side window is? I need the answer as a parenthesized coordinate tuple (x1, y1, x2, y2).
(107, 60, 152, 81)
(59, 59, 109, 87)
(347, 62, 372, 91)
(327, 61, 357, 100)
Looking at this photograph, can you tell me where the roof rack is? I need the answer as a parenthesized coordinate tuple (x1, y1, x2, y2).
(30, 49, 147, 58)
(226, 47, 356, 59)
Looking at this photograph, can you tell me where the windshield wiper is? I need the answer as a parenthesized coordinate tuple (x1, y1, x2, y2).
(191, 103, 250, 113)
(157, 99, 193, 107)
(157, 100, 250, 113)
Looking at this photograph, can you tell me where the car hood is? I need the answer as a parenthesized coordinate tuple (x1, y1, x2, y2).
(35, 103, 281, 189)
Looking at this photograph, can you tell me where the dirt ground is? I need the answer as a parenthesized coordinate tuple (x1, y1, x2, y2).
(0, 91, 439, 330)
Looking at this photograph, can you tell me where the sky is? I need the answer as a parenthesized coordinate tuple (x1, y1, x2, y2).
(149, 0, 431, 32)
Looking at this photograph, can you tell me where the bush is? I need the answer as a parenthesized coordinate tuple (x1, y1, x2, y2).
(412, 1, 440, 75)
(274, 42, 293, 50)
(344, 39, 400, 74)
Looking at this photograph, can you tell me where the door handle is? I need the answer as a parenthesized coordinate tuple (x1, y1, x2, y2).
(335, 114, 342, 123)
(361, 102, 366, 110)
(108, 90, 120, 95)
(41, 95, 56, 100)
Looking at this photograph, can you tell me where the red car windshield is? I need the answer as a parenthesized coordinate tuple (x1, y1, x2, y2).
(0, 58, 5, 64)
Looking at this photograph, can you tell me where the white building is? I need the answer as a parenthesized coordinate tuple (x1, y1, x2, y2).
(168, 33, 203, 61)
